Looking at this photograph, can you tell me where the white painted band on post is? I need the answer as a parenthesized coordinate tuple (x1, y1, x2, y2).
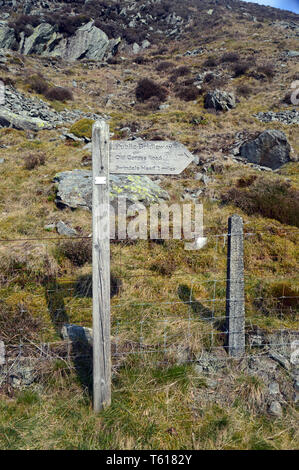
(95, 176, 107, 185)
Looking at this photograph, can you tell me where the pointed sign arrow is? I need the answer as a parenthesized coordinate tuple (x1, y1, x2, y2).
(109, 140, 194, 175)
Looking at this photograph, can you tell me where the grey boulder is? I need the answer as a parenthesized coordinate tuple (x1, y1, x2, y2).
(53, 170, 170, 210)
(61, 324, 93, 346)
(0, 21, 16, 49)
(132, 43, 140, 54)
(0, 107, 52, 131)
(21, 23, 55, 56)
(268, 400, 283, 418)
(286, 50, 299, 57)
(240, 130, 291, 170)
(49, 21, 120, 62)
(56, 221, 78, 237)
(204, 89, 236, 112)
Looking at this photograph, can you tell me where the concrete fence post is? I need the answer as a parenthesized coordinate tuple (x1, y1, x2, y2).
(226, 215, 245, 357)
(0, 340, 5, 366)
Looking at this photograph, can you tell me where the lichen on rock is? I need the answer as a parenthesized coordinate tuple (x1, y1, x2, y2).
(53, 170, 170, 210)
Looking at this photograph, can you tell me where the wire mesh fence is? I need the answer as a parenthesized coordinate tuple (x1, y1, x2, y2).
(0, 223, 298, 390)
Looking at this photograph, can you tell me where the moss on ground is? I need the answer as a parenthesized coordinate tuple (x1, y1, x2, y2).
(69, 118, 95, 139)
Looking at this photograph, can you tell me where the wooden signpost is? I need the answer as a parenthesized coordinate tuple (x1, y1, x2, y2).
(92, 121, 111, 413)
(110, 140, 194, 175)
(92, 120, 193, 412)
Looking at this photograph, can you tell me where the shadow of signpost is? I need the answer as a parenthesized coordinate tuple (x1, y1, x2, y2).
(178, 284, 213, 318)
(45, 279, 70, 333)
(44, 278, 93, 394)
(44, 273, 122, 396)
(177, 284, 227, 346)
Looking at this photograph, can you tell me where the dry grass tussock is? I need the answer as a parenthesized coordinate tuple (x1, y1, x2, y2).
(0, 243, 59, 285)
(222, 176, 299, 228)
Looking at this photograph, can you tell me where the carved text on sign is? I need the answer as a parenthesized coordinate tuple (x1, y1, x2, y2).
(110, 141, 194, 175)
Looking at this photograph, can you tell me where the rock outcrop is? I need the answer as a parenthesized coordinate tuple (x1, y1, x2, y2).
(0, 19, 120, 62)
(254, 110, 299, 125)
(0, 20, 16, 49)
(0, 107, 52, 131)
(204, 89, 236, 112)
(54, 170, 170, 210)
(40, 21, 120, 62)
(21, 22, 55, 56)
(0, 86, 103, 131)
(240, 130, 291, 170)
(0, 0, 298, 61)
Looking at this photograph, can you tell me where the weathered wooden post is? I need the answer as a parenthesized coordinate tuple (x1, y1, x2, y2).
(226, 214, 245, 357)
(92, 120, 111, 412)
(91, 126, 194, 412)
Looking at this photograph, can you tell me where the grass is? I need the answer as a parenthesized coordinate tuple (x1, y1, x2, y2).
(236, 374, 265, 411)
(0, 359, 297, 450)
(69, 118, 95, 139)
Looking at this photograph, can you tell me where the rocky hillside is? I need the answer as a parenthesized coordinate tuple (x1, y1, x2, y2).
(0, 0, 298, 59)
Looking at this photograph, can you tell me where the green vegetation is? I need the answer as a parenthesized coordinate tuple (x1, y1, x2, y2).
(45, 86, 73, 102)
(55, 239, 92, 267)
(222, 176, 299, 228)
(25, 74, 50, 95)
(135, 78, 168, 103)
(0, 358, 298, 450)
(69, 118, 95, 139)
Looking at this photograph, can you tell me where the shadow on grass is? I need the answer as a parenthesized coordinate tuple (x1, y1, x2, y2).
(178, 284, 226, 333)
(178, 284, 213, 318)
(43, 273, 121, 397)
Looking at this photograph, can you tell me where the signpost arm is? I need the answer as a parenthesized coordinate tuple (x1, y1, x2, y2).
(92, 120, 111, 412)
